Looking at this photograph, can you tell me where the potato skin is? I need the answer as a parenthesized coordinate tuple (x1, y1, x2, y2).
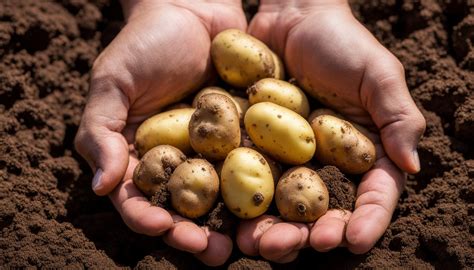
(192, 86, 244, 121)
(308, 108, 372, 138)
(310, 115, 376, 174)
(244, 102, 316, 165)
(168, 159, 219, 218)
(135, 108, 195, 156)
(276, 167, 329, 222)
(211, 29, 276, 87)
(221, 147, 274, 219)
(271, 51, 285, 80)
(133, 145, 186, 197)
(189, 94, 241, 160)
(248, 78, 310, 117)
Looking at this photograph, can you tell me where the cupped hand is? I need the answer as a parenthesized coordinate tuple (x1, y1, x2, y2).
(237, 0, 425, 262)
(74, 0, 246, 266)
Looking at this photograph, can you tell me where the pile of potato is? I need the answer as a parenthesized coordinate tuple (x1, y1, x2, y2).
(133, 29, 376, 223)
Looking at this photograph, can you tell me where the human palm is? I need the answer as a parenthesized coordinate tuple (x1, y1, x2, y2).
(236, 1, 425, 261)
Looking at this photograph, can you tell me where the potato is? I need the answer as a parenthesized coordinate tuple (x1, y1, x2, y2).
(189, 94, 240, 160)
(310, 114, 376, 174)
(247, 78, 310, 117)
(232, 96, 250, 120)
(221, 147, 274, 219)
(211, 29, 277, 87)
(168, 159, 219, 218)
(276, 167, 329, 222)
(308, 108, 373, 139)
(271, 51, 285, 80)
(133, 145, 186, 197)
(135, 108, 195, 156)
(244, 102, 316, 165)
(192, 86, 244, 121)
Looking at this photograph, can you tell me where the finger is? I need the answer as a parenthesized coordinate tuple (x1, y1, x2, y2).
(361, 54, 425, 174)
(75, 78, 130, 195)
(310, 209, 351, 252)
(259, 222, 310, 262)
(194, 227, 233, 266)
(236, 215, 280, 256)
(163, 214, 208, 254)
(345, 156, 405, 254)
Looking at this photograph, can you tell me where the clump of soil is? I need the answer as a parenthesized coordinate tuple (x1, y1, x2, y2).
(0, 0, 473, 269)
(317, 166, 356, 210)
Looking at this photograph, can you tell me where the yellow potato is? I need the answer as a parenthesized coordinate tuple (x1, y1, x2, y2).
(244, 102, 316, 165)
(133, 145, 186, 197)
(211, 29, 277, 87)
(308, 108, 373, 139)
(271, 51, 285, 80)
(189, 94, 241, 160)
(276, 167, 329, 222)
(310, 115, 376, 174)
(232, 96, 250, 121)
(192, 86, 245, 122)
(247, 78, 310, 117)
(135, 108, 195, 156)
(221, 147, 274, 219)
(168, 159, 219, 218)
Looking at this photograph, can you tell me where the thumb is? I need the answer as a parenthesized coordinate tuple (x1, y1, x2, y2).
(362, 55, 426, 174)
(75, 77, 130, 196)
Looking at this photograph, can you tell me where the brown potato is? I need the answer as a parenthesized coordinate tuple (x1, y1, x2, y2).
(192, 86, 246, 122)
(168, 159, 219, 218)
(276, 167, 329, 222)
(133, 145, 186, 197)
(310, 115, 376, 174)
(189, 94, 241, 160)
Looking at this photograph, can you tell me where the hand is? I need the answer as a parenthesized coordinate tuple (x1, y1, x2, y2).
(74, 0, 246, 266)
(237, 0, 425, 262)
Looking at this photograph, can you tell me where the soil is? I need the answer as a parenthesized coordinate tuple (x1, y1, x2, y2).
(0, 0, 473, 269)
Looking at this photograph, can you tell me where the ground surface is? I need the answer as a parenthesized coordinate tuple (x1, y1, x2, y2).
(0, 0, 473, 268)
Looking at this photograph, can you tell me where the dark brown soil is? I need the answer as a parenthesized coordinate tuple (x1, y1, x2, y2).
(0, 0, 473, 269)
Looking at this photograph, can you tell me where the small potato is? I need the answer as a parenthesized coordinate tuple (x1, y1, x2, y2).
(232, 96, 250, 120)
(211, 29, 277, 87)
(308, 108, 372, 138)
(168, 159, 219, 218)
(310, 115, 376, 174)
(221, 147, 274, 219)
(248, 78, 310, 117)
(276, 167, 329, 222)
(271, 51, 285, 80)
(189, 94, 241, 160)
(192, 86, 245, 121)
(135, 108, 195, 156)
(244, 102, 316, 165)
(133, 145, 186, 197)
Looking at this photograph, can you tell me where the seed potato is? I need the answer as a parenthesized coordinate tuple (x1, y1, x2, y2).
(248, 78, 310, 117)
(133, 145, 186, 197)
(221, 147, 274, 219)
(189, 94, 241, 160)
(310, 114, 376, 174)
(168, 159, 219, 218)
(276, 167, 329, 222)
(211, 29, 277, 87)
(244, 102, 316, 165)
(135, 108, 195, 156)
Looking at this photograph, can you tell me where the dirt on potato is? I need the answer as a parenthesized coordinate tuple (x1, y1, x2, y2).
(0, 0, 473, 269)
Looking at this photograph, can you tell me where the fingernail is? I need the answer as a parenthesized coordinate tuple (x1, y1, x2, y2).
(92, 168, 103, 191)
(412, 150, 420, 173)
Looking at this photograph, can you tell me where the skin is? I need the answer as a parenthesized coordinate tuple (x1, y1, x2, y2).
(74, 0, 245, 266)
(236, 0, 426, 263)
(75, 0, 426, 265)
